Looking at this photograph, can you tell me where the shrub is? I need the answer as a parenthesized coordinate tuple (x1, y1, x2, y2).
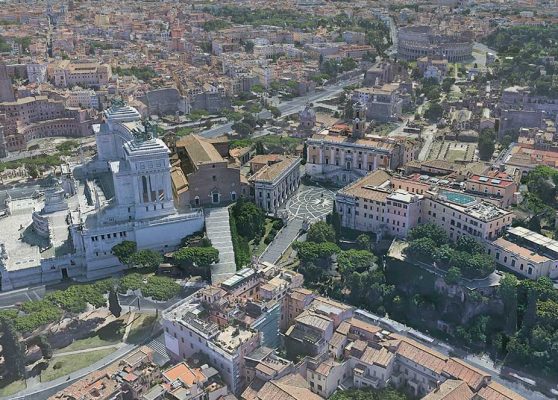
(173, 247, 219, 269)
(119, 273, 145, 293)
(142, 276, 181, 301)
(15, 301, 62, 333)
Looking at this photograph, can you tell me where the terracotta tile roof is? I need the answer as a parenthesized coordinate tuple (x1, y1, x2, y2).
(339, 170, 392, 200)
(242, 374, 323, 400)
(309, 132, 398, 151)
(476, 381, 526, 400)
(163, 362, 206, 386)
(176, 134, 224, 165)
(396, 338, 448, 374)
(491, 237, 550, 263)
(249, 156, 300, 183)
(295, 311, 332, 331)
(329, 331, 347, 349)
(443, 358, 490, 391)
(348, 317, 382, 336)
(171, 165, 188, 194)
(336, 321, 351, 335)
(422, 379, 475, 400)
(360, 346, 395, 368)
(289, 288, 314, 302)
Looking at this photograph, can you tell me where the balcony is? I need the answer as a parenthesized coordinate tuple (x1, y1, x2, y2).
(353, 367, 386, 389)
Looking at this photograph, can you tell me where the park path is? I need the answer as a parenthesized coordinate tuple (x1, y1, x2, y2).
(9, 344, 136, 400)
(121, 311, 136, 342)
(205, 207, 236, 284)
(52, 344, 121, 357)
(260, 219, 303, 264)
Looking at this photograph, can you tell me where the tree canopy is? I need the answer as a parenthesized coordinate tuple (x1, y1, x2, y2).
(173, 246, 220, 268)
(408, 223, 448, 246)
(307, 221, 336, 243)
(127, 249, 163, 269)
(112, 241, 137, 264)
(231, 199, 265, 240)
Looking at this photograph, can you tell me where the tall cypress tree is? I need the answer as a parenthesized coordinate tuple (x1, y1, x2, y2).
(108, 289, 122, 318)
(0, 318, 26, 380)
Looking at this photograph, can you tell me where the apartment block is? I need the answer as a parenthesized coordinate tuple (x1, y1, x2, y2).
(485, 226, 558, 279)
(162, 264, 304, 395)
(335, 170, 513, 242)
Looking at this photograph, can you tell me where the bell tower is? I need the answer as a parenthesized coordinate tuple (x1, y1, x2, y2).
(352, 102, 366, 139)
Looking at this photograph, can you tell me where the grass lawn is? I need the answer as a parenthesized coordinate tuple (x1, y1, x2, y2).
(0, 379, 26, 397)
(126, 314, 158, 344)
(251, 218, 276, 257)
(41, 348, 114, 382)
(446, 149, 467, 162)
(55, 318, 126, 353)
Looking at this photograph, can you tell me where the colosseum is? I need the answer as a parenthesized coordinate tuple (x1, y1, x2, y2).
(397, 26, 473, 62)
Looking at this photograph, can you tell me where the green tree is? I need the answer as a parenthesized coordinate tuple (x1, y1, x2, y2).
(404, 237, 436, 262)
(337, 249, 377, 275)
(127, 249, 163, 269)
(445, 266, 462, 284)
(0, 317, 26, 380)
(269, 106, 281, 118)
(442, 77, 455, 93)
(108, 289, 121, 318)
(26, 164, 39, 179)
(307, 221, 336, 243)
(525, 166, 558, 205)
(255, 141, 265, 155)
(356, 234, 371, 251)
(330, 388, 406, 400)
(424, 102, 443, 122)
(528, 215, 542, 233)
(32, 334, 53, 359)
(232, 199, 265, 240)
(174, 247, 220, 267)
(112, 241, 137, 264)
(408, 223, 448, 246)
(231, 121, 253, 136)
(244, 40, 254, 53)
(455, 235, 485, 255)
(434, 244, 454, 266)
(499, 273, 518, 334)
(478, 129, 496, 161)
(294, 241, 340, 265)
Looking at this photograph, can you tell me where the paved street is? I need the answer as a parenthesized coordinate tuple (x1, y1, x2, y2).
(259, 183, 336, 264)
(0, 285, 46, 308)
(198, 75, 362, 139)
(205, 207, 236, 284)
